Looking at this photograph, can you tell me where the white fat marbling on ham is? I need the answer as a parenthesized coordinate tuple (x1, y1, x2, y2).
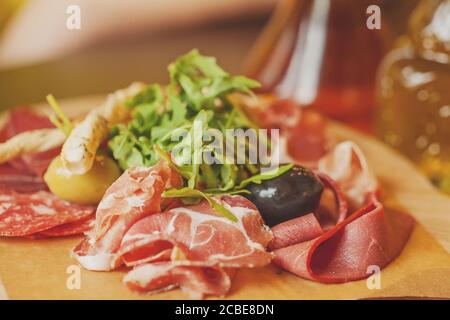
(120, 195, 273, 268)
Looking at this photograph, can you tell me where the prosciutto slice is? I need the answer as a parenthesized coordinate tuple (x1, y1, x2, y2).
(271, 141, 414, 282)
(124, 262, 234, 299)
(72, 161, 182, 271)
(119, 195, 273, 268)
(120, 195, 272, 298)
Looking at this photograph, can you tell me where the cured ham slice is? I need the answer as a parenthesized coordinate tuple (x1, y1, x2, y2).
(317, 141, 377, 207)
(0, 190, 95, 237)
(120, 195, 272, 298)
(72, 161, 182, 271)
(119, 195, 273, 268)
(272, 196, 413, 282)
(271, 141, 414, 283)
(124, 262, 233, 299)
(268, 214, 322, 251)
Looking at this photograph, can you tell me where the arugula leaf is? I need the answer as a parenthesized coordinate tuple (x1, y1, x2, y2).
(234, 164, 294, 190)
(168, 49, 260, 111)
(125, 84, 163, 109)
(162, 187, 238, 222)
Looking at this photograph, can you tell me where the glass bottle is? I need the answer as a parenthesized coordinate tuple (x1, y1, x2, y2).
(376, 0, 450, 193)
(244, 0, 388, 130)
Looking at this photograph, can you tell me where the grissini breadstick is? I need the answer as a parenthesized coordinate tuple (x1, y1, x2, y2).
(61, 82, 146, 175)
(0, 128, 65, 165)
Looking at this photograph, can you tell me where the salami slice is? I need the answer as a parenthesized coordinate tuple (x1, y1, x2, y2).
(0, 190, 95, 237)
(35, 215, 95, 238)
(0, 164, 47, 192)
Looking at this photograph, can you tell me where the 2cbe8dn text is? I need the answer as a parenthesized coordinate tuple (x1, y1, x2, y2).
(175, 304, 274, 317)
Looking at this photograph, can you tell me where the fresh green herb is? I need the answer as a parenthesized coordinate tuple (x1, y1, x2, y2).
(234, 164, 294, 190)
(108, 50, 291, 222)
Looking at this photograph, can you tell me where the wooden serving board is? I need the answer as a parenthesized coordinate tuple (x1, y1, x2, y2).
(0, 96, 449, 300)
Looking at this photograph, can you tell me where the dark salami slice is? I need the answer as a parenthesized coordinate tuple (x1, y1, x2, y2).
(0, 190, 95, 237)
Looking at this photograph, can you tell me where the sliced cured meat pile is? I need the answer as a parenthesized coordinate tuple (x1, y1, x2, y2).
(121, 196, 272, 297)
(270, 141, 414, 283)
(0, 190, 94, 237)
(72, 160, 273, 298)
(72, 161, 183, 271)
(0, 108, 95, 238)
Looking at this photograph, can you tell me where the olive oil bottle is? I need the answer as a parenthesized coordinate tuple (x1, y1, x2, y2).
(376, 0, 450, 193)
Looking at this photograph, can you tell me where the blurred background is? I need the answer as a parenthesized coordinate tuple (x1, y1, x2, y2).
(0, 0, 449, 193)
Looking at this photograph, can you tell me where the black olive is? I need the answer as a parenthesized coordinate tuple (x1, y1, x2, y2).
(245, 165, 323, 227)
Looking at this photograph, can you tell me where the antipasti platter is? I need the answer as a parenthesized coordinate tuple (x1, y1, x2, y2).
(0, 52, 449, 300)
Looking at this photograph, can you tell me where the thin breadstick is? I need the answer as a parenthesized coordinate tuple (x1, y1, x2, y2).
(0, 128, 65, 165)
(61, 82, 146, 175)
